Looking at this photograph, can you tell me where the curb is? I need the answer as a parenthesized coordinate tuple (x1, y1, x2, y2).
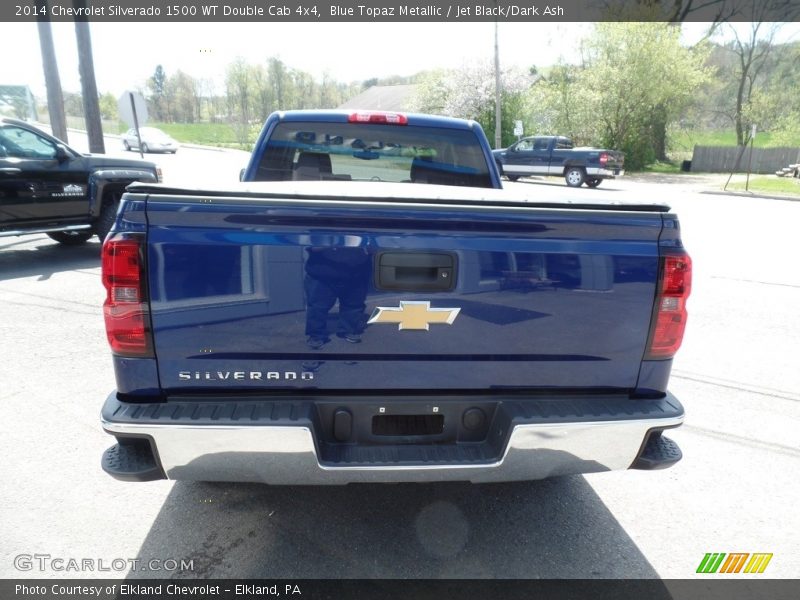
(701, 190, 800, 203)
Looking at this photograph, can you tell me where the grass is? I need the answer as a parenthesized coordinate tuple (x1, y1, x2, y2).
(114, 121, 251, 148)
(726, 176, 800, 196)
(152, 122, 242, 145)
(669, 129, 795, 153)
(639, 160, 683, 174)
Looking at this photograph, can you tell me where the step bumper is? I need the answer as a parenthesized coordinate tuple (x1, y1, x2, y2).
(101, 392, 684, 484)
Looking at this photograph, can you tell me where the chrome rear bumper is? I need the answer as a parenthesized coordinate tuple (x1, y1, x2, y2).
(585, 167, 624, 178)
(101, 393, 683, 484)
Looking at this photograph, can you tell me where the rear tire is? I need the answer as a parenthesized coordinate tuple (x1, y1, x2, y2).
(586, 178, 602, 188)
(565, 167, 585, 187)
(506, 175, 520, 182)
(47, 231, 93, 245)
(95, 193, 121, 241)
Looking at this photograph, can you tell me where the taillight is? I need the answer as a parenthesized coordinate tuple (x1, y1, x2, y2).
(102, 235, 153, 357)
(348, 111, 408, 125)
(646, 254, 692, 359)
(599, 152, 608, 166)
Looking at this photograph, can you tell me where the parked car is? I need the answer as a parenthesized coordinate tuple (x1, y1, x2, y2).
(122, 127, 179, 154)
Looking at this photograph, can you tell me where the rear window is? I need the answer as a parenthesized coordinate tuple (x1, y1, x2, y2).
(253, 121, 493, 188)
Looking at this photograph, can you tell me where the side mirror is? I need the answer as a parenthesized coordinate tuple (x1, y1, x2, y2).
(55, 144, 70, 162)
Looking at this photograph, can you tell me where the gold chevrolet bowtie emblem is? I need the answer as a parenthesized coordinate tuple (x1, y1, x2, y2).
(367, 301, 461, 331)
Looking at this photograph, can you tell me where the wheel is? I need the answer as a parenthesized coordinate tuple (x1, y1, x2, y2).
(123, 140, 130, 151)
(141, 143, 149, 153)
(565, 167, 585, 187)
(585, 178, 601, 188)
(95, 193, 121, 241)
(506, 175, 520, 182)
(47, 231, 93, 245)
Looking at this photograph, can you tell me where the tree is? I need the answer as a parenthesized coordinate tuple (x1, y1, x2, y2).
(320, 72, 335, 108)
(410, 62, 536, 147)
(535, 23, 710, 169)
(250, 63, 273, 120)
(220, 56, 363, 144)
(293, 71, 317, 109)
(167, 71, 200, 123)
(726, 20, 782, 145)
(529, 63, 597, 144)
(63, 92, 84, 117)
(98, 92, 117, 121)
(148, 65, 168, 121)
(601, 0, 743, 24)
(225, 58, 254, 145)
(758, 41, 800, 144)
(411, 70, 450, 116)
(268, 57, 296, 110)
(769, 110, 800, 147)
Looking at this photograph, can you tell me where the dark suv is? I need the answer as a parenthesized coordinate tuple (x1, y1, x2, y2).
(0, 118, 160, 245)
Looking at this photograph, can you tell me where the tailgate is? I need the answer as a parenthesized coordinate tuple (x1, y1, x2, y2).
(144, 192, 663, 393)
(606, 151, 625, 170)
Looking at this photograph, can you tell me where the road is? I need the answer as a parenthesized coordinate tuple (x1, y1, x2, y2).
(37, 124, 253, 186)
(0, 154, 798, 580)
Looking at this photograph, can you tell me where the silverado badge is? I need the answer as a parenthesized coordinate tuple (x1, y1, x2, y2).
(52, 184, 85, 197)
(367, 301, 460, 331)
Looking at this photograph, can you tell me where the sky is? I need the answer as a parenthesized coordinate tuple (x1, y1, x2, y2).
(1, 21, 798, 100)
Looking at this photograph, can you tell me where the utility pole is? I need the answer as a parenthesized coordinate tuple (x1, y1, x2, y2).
(494, 19, 502, 149)
(36, 1, 68, 142)
(74, 0, 105, 153)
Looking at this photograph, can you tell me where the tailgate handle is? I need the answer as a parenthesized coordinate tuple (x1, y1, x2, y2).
(376, 252, 456, 292)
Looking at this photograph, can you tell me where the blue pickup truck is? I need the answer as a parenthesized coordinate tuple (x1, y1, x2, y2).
(99, 110, 690, 484)
(493, 135, 624, 187)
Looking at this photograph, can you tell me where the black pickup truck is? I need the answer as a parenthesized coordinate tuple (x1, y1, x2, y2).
(0, 118, 160, 245)
(493, 135, 624, 188)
